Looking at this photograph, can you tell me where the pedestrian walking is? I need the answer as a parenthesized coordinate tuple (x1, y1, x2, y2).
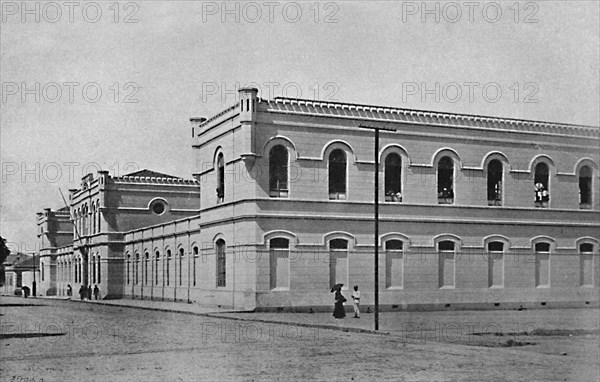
(87, 285, 92, 300)
(67, 284, 72, 298)
(93, 285, 100, 300)
(79, 285, 85, 300)
(331, 284, 346, 319)
(351, 285, 360, 318)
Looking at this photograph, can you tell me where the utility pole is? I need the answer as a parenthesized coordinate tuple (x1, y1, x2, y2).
(358, 124, 395, 331)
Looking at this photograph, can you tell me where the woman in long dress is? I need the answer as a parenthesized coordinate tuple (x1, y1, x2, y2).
(333, 289, 346, 319)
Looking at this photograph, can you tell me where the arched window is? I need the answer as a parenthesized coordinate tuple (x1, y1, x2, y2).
(92, 203, 96, 234)
(535, 242, 550, 287)
(77, 208, 81, 236)
(216, 153, 225, 202)
(438, 240, 455, 287)
(97, 201, 102, 233)
(580, 243, 594, 286)
(385, 240, 404, 288)
(534, 163, 550, 207)
(329, 149, 347, 200)
(193, 246, 198, 286)
(487, 160, 503, 206)
(144, 252, 149, 285)
(166, 250, 171, 286)
(126, 254, 130, 285)
(179, 248, 184, 286)
(579, 166, 592, 208)
(135, 253, 140, 285)
(82, 205, 87, 236)
(155, 251, 160, 285)
(216, 240, 226, 287)
(329, 238, 348, 288)
(437, 156, 454, 204)
(269, 145, 288, 198)
(92, 255, 96, 284)
(385, 153, 402, 202)
(487, 242, 504, 287)
(270, 238, 290, 290)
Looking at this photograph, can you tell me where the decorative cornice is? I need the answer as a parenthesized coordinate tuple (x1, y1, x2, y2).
(197, 103, 238, 130)
(263, 97, 599, 139)
(112, 176, 199, 185)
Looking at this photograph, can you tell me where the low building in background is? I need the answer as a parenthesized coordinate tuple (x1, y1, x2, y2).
(1, 253, 40, 296)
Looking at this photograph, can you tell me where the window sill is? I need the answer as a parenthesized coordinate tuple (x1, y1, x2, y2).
(487, 200, 502, 206)
(535, 285, 550, 289)
(329, 193, 347, 200)
(269, 190, 289, 198)
(439, 285, 455, 289)
(386, 286, 404, 290)
(270, 287, 290, 291)
(489, 285, 504, 289)
(579, 204, 592, 210)
(438, 198, 454, 205)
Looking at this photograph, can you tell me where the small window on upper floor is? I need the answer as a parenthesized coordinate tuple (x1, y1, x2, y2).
(216, 153, 225, 203)
(437, 156, 454, 204)
(385, 153, 402, 203)
(329, 149, 347, 200)
(269, 145, 288, 198)
(487, 160, 503, 206)
(579, 166, 592, 209)
(534, 163, 550, 208)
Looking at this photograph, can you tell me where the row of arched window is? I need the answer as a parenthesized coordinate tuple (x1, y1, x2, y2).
(73, 201, 101, 237)
(256, 145, 595, 208)
(55, 254, 101, 286)
(126, 235, 596, 291)
(125, 246, 204, 288)
(263, 236, 596, 290)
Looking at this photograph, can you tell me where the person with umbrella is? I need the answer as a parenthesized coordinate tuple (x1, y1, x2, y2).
(331, 283, 346, 319)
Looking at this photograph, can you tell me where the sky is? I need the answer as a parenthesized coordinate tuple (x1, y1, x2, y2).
(1, 0, 599, 252)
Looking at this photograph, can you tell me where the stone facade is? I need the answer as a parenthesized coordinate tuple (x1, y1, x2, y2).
(188, 88, 599, 310)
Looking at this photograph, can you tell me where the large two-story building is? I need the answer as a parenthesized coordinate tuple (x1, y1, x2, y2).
(36, 88, 599, 311)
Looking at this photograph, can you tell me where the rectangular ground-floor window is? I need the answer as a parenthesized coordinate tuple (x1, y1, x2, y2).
(216, 240, 226, 287)
(580, 243, 594, 287)
(270, 238, 290, 290)
(438, 241, 455, 288)
(385, 240, 404, 288)
(535, 243, 550, 287)
(329, 239, 348, 288)
(487, 242, 504, 288)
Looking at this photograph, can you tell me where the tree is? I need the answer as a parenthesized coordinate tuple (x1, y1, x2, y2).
(0, 235, 10, 266)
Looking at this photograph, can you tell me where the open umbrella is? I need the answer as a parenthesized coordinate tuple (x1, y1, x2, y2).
(330, 283, 343, 293)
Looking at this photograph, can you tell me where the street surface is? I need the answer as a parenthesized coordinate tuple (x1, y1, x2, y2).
(0, 296, 598, 381)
